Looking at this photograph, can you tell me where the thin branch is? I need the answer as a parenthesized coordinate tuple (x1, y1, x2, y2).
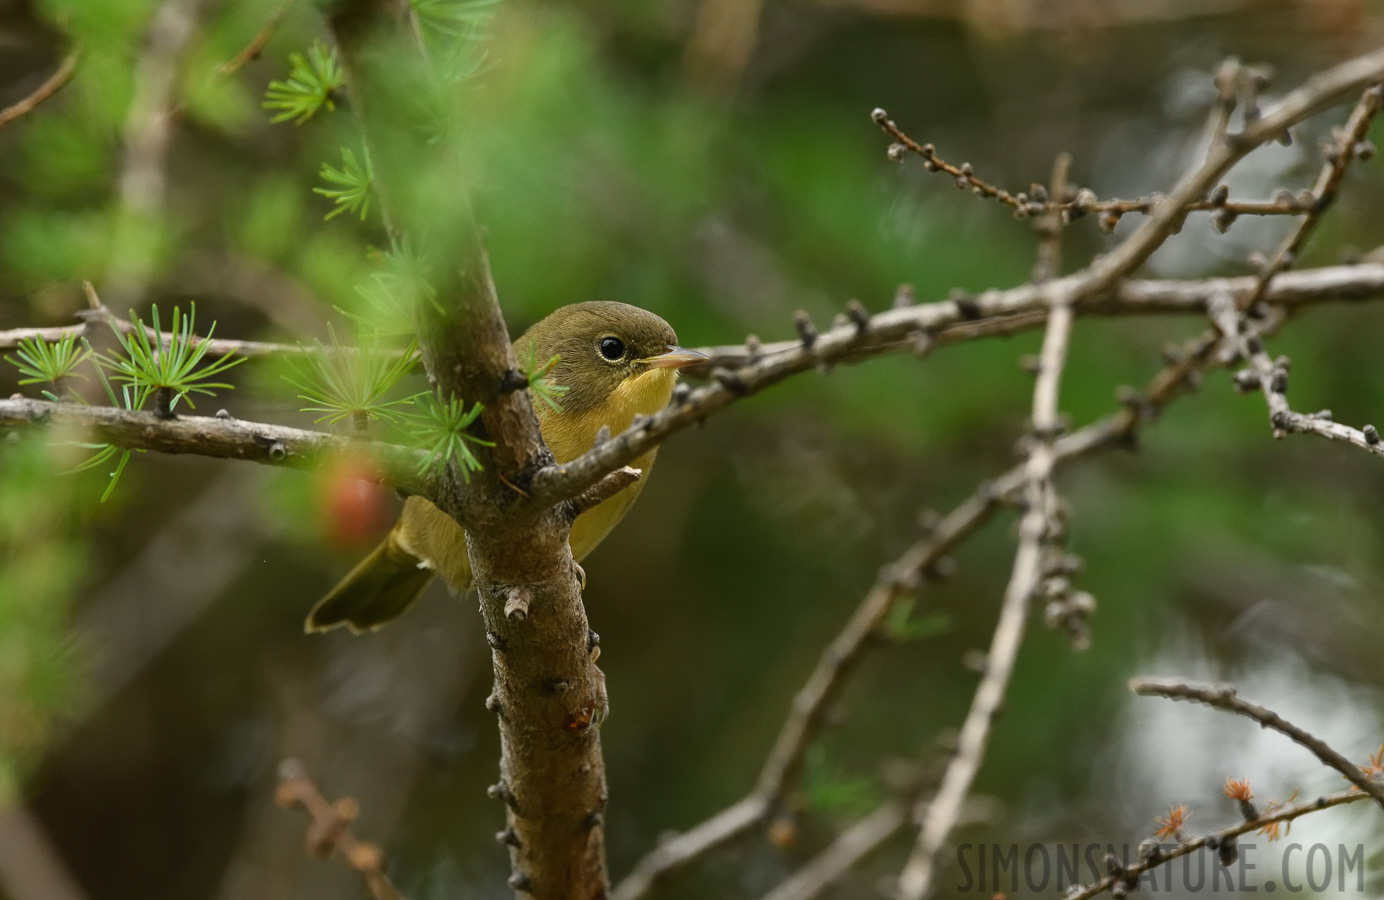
(760, 801, 910, 900)
(0, 50, 79, 131)
(7, 261, 1384, 372)
(680, 261, 1384, 374)
(1067, 789, 1367, 900)
(1130, 678, 1384, 807)
(1210, 294, 1384, 457)
(877, 125, 1324, 225)
(1205, 86, 1384, 458)
(1232, 83, 1383, 315)
(748, 323, 1244, 900)
(1203, 57, 1241, 157)
(888, 60, 1384, 900)
(0, 397, 430, 496)
(897, 244, 1077, 900)
(1031, 152, 1071, 285)
(615, 289, 1239, 900)
(217, 0, 296, 77)
(569, 465, 643, 516)
(550, 50, 1384, 512)
(1087, 46, 1384, 291)
(533, 255, 1384, 509)
(0, 300, 307, 358)
(611, 796, 772, 900)
(275, 759, 407, 900)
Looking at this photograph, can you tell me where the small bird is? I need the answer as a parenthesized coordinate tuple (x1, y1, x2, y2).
(306, 301, 705, 633)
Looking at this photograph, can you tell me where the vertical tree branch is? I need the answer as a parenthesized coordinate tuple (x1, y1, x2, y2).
(326, 4, 609, 896)
(104, 0, 215, 310)
(896, 280, 1076, 900)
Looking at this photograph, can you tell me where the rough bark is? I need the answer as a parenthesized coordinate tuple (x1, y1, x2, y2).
(328, 3, 610, 895)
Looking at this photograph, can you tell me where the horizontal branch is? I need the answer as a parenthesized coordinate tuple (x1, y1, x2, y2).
(683, 262, 1384, 373)
(0, 305, 308, 358)
(874, 119, 1327, 224)
(535, 260, 1384, 506)
(0, 397, 430, 496)
(1131, 678, 1384, 806)
(8, 264, 1383, 377)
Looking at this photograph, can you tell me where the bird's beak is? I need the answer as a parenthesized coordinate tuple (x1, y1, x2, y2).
(639, 346, 708, 369)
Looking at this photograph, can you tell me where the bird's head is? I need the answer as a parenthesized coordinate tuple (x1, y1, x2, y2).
(515, 301, 705, 426)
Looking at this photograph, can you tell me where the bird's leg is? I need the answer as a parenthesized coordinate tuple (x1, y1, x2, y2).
(572, 560, 587, 591)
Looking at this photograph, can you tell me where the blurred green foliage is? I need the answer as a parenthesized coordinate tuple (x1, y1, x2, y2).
(2, 0, 1384, 898)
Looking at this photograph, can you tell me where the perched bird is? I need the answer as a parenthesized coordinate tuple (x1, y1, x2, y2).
(306, 301, 705, 633)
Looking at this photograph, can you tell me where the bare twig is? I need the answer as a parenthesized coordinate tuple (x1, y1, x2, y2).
(1233, 83, 1383, 315)
(569, 465, 643, 516)
(1210, 294, 1384, 458)
(552, 51, 1384, 512)
(877, 121, 1322, 224)
(1204, 57, 1241, 156)
(760, 801, 910, 900)
(10, 262, 1384, 368)
(1087, 47, 1384, 292)
(0, 50, 79, 131)
(612, 796, 771, 900)
(896, 238, 1077, 900)
(1206, 86, 1384, 458)
(1067, 789, 1367, 900)
(1031, 153, 1071, 285)
(275, 759, 406, 900)
(0, 303, 307, 358)
(1130, 678, 1384, 807)
(614, 308, 1259, 900)
(680, 261, 1384, 374)
(218, 0, 296, 77)
(0, 397, 430, 496)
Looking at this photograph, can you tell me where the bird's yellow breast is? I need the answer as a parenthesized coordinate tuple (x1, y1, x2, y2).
(398, 366, 681, 590)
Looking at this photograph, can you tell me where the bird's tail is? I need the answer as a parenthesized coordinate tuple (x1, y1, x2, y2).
(306, 527, 435, 634)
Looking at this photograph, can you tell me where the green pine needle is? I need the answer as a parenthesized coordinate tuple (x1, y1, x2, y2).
(411, 0, 501, 39)
(90, 304, 246, 414)
(70, 366, 145, 502)
(802, 746, 881, 819)
(262, 41, 346, 125)
(882, 596, 953, 642)
(284, 326, 419, 431)
(4, 333, 89, 401)
(315, 147, 374, 221)
(403, 392, 493, 478)
(349, 237, 439, 331)
(522, 344, 568, 413)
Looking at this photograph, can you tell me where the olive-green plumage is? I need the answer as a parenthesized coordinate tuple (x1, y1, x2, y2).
(306, 302, 703, 633)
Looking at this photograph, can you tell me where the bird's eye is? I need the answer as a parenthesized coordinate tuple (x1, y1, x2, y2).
(599, 337, 625, 361)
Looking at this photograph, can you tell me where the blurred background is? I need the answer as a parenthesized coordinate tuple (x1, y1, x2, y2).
(2, 0, 1384, 897)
